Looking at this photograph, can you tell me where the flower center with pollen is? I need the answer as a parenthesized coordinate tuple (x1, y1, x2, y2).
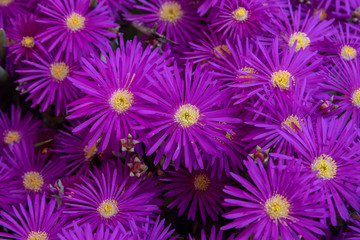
(341, 45, 357, 60)
(311, 154, 337, 180)
(271, 70, 294, 90)
(21, 36, 35, 48)
(160, 2, 183, 22)
(213, 45, 231, 58)
(0, 0, 13, 6)
(232, 7, 249, 21)
(109, 89, 134, 114)
(50, 62, 69, 82)
(27, 231, 49, 240)
(4, 130, 21, 145)
(288, 32, 310, 52)
(193, 173, 210, 191)
(175, 104, 200, 127)
(237, 66, 258, 79)
(97, 199, 119, 218)
(265, 194, 290, 221)
(23, 171, 44, 192)
(352, 88, 360, 107)
(84, 144, 97, 162)
(281, 115, 302, 133)
(66, 12, 85, 32)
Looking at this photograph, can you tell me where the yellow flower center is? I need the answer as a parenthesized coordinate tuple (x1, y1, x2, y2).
(50, 62, 69, 81)
(23, 171, 44, 192)
(4, 130, 21, 145)
(265, 194, 290, 221)
(288, 32, 311, 52)
(311, 154, 337, 180)
(84, 144, 97, 162)
(0, 0, 13, 6)
(271, 70, 294, 90)
(213, 45, 231, 58)
(109, 89, 134, 114)
(21, 36, 35, 48)
(341, 45, 357, 60)
(352, 88, 360, 108)
(313, 8, 327, 21)
(27, 231, 49, 240)
(194, 173, 210, 191)
(232, 7, 249, 21)
(97, 199, 119, 218)
(159, 2, 183, 23)
(174, 104, 200, 127)
(66, 12, 85, 32)
(237, 66, 258, 79)
(281, 115, 302, 133)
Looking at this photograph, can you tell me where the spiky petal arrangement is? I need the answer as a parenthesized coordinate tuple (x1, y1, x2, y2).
(129, 216, 178, 240)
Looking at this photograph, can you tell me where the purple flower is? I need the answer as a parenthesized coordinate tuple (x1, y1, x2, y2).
(67, 36, 168, 152)
(37, 0, 117, 61)
(0, 0, 32, 28)
(63, 165, 161, 229)
(5, 14, 44, 63)
(0, 194, 65, 240)
(0, 105, 41, 151)
(3, 140, 65, 196)
(129, 216, 177, 240)
(16, 46, 82, 115)
(189, 225, 234, 240)
(140, 61, 241, 171)
(209, 0, 279, 40)
(161, 164, 231, 223)
(333, 0, 360, 21)
(222, 158, 328, 239)
(279, 116, 360, 225)
(344, 214, 360, 240)
(58, 223, 130, 240)
(125, 0, 204, 44)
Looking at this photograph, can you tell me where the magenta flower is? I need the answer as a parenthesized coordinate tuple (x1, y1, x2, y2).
(222, 158, 328, 239)
(0, 0, 32, 28)
(37, 0, 117, 60)
(67, 36, 168, 152)
(129, 216, 177, 240)
(0, 194, 65, 240)
(140, 61, 240, 171)
(16, 46, 82, 115)
(189, 225, 234, 240)
(125, 0, 204, 44)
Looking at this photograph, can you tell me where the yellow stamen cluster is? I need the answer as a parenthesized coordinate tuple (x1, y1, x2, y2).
(0, 0, 13, 6)
(281, 115, 302, 133)
(213, 45, 231, 58)
(288, 32, 311, 52)
(21, 36, 35, 48)
(352, 88, 360, 108)
(193, 173, 210, 191)
(311, 154, 337, 180)
(232, 7, 249, 21)
(66, 12, 85, 32)
(50, 62, 69, 82)
(265, 194, 290, 221)
(159, 2, 183, 23)
(341, 45, 357, 61)
(27, 231, 49, 240)
(237, 66, 258, 79)
(23, 171, 44, 192)
(109, 89, 134, 114)
(4, 130, 21, 145)
(97, 199, 119, 218)
(271, 70, 294, 90)
(174, 104, 200, 127)
(84, 144, 97, 162)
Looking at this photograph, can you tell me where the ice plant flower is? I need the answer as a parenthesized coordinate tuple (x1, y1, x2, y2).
(16, 46, 82, 115)
(63, 165, 161, 229)
(140, 61, 240, 171)
(5, 14, 44, 63)
(0, 0, 32, 28)
(222, 158, 328, 239)
(129, 216, 177, 240)
(333, 0, 360, 21)
(125, 0, 204, 44)
(280, 116, 360, 225)
(37, 0, 117, 60)
(210, 0, 280, 40)
(0, 105, 40, 151)
(0, 194, 65, 240)
(161, 164, 231, 223)
(68, 36, 169, 152)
